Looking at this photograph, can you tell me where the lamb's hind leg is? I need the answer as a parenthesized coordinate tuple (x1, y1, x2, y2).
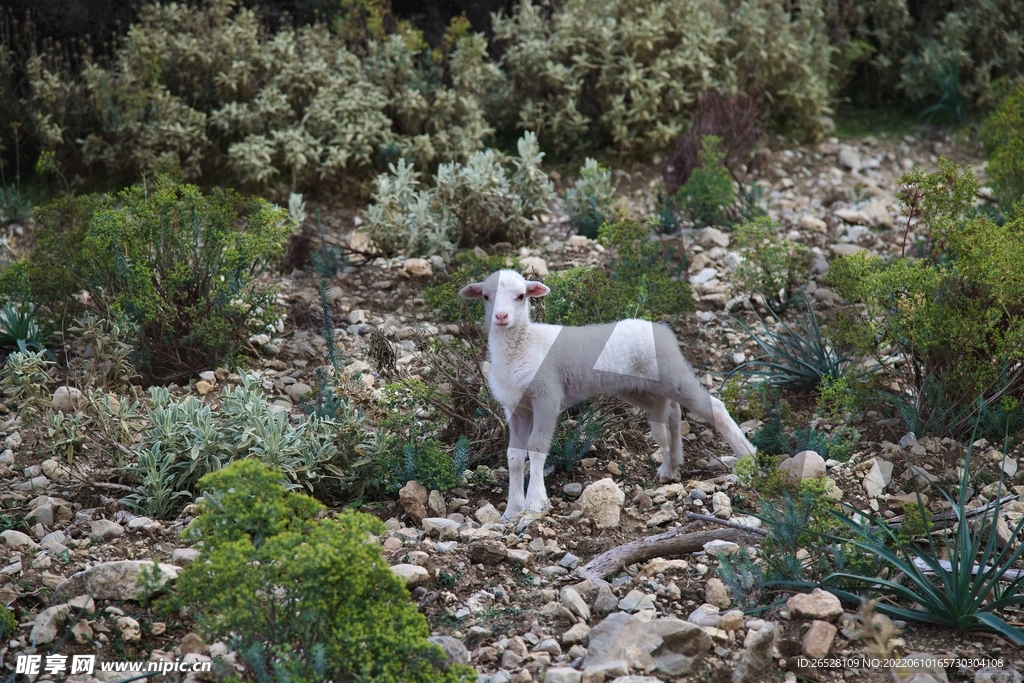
(665, 370, 756, 458)
(621, 392, 682, 482)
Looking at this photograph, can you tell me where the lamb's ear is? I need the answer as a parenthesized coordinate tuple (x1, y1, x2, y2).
(459, 283, 485, 299)
(525, 281, 550, 298)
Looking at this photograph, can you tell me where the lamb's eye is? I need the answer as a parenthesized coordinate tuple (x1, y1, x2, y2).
(483, 295, 489, 301)
(516, 294, 525, 301)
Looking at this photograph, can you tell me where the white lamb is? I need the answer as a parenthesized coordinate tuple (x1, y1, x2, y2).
(460, 269, 757, 520)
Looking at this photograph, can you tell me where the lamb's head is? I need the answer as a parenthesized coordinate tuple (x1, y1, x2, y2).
(459, 269, 549, 333)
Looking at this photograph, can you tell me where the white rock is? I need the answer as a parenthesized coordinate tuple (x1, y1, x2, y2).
(116, 615, 142, 641)
(578, 478, 625, 528)
(519, 256, 549, 277)
(52, 386, 83, 412)
(391, 563, 429, 587)
(838, 147, 861, 172)
(689, 268, 719, 285)
(799, 215, 828, 233)
(831, 243, 866, 257)
(402, 258, 433, 278)
(51, 560, 180, 603)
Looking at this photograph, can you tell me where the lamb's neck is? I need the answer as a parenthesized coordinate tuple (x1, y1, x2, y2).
(488, 322, 533, 364)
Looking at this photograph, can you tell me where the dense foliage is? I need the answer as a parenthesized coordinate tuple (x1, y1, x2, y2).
(168, 459, 474, 682)
(6, 177, 291, 380)
(827, 160, 1024, 438)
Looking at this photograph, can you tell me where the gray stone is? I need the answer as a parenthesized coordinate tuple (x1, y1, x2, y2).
(560, 587, 591, 621)
(2, 529, 39, 550)
(427, 489, 447, 517)
(777, 450, 826, 485)
(594, 584, 618, 614)
(787, 588, 843, 621)
(831, 243, 866, 257)
(687, 604, 721, 628)
(732, 622, 776, 683)
(428, 635, 471, 665)
(705, 578, 730, 609)
(51, 560, 180, 603)
(618, 589, 655, 612)
(563, 482, 584, 498)
(90, 519, 125, 541)
(562, 621, 591, 645)
(975, 667, 1023, 683)
(476, 503, 503, 525)
(468, 540, 507, 565)
(559, 552, 580, 569)
(30, 604, 70, 645)
(399, 480, 429, 525)
(544, 668, 581, 683)
(802, 620, 836, 657)
(172, 548, 199, 565)
(582, 612, 711, 675)
(284, 382, 312, 400)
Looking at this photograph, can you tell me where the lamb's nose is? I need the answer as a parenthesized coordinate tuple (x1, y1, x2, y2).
(494, 312, 509, 323)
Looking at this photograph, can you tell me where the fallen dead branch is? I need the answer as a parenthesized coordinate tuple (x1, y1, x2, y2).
(573, 525, 764, 581)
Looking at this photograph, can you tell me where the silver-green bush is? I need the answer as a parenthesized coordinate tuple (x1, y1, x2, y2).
(365, 132, 554, 258)
(491, 0, 832, 153)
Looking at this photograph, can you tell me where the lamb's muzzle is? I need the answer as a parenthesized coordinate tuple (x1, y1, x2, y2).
(460, 269, 756, 520)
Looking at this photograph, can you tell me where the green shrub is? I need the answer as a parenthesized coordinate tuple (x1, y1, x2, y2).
(981, 83, 1024, 215)
(167, 459, 474, 683)
(121, 371, 374, 518)
(491, 0, 830, 154)
(733, 215, 812, 312)
(826, 159, 1024, 439)
(24, 177, 290, 381)
(563, 158, 615, 239)
(0, 604, 16, 641)
(673, 136, 736, 227)
(365, 132, 553, 258)
(376, 378, 469, 492)
(544, 220, 693, 326)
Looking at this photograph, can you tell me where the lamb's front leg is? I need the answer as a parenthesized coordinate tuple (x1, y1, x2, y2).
(524, 407, 559, 514)
(503, 410, 532, 521)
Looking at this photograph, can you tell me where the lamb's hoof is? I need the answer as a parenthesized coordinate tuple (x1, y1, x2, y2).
(657, 466, 682, 483)
(524, 497, 550, 515)
(502, 503, 526, 522)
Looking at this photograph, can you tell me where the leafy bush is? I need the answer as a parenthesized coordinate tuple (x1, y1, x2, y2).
(981, 82, 1024, 215)
(672, 136, 736, 227)
(167, 459, 475, 683)
(563, 158, 615, 239)
(365, 132, 553, 258)
(121, 372, 374, 519)
(10, 0, 496, 192)
(376, 378, 470, 492)
(733, 216, 812, 312)
(825, 0, 1024, 112)
(63, 312, 139, 392)
(0, 349, 53, 418)
(730, 300, 854, 392)
(826, 159, 1024, 439)
(544, 220, 693, 326)
(663, 91, 764, 196)
(491, 0, 830, 154)
(23, 177, 290, 382)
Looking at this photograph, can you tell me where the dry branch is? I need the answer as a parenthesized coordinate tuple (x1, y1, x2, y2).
(573, 526, 764, 581)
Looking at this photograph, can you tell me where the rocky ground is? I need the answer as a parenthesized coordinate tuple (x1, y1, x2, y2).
(2, 128, 1024, 683)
